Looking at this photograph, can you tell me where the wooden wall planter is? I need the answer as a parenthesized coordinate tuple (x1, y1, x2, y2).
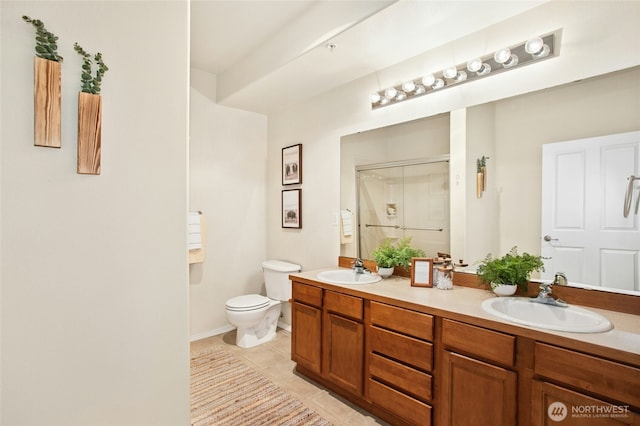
(34, 57, 61, 148)
(77, 92, 102, 175)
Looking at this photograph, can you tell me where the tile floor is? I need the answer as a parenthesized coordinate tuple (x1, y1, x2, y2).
(190, 328, 390, 425)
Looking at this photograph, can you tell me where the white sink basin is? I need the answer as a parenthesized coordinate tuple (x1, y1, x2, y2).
(481, 297, 612, 333)
(316, 270, 382, 285)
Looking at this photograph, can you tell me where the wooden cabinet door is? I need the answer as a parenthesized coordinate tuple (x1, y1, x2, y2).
(532, 380, 640, 425)
(323, 312, 364, 396)
(291, 301, 322, 374)
(440, 351, 517, 426)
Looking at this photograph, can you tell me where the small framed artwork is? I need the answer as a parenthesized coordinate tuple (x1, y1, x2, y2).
(282, 143, 302, 185)
(411, 258, 434, 287)
(282, 189, 301, 228)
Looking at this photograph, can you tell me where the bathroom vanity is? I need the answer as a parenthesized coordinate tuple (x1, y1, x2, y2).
(289, 267, 640, 426)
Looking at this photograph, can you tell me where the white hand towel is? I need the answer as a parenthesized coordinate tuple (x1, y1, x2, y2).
(188, 212, 202, 250)
(341, 210, 353, 236)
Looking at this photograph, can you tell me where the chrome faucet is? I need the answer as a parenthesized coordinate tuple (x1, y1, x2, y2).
(532, 280, 568, 307)
(352, 258, 369, 274)
(553, 272, 568, 286)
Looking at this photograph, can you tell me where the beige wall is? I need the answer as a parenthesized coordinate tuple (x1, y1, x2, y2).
(1, 2, 190, 425)
(266, 2, 640, 272)
(189, 69, 268, 340)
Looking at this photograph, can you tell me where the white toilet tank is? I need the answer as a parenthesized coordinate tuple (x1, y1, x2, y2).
(262, 260, 301, 301)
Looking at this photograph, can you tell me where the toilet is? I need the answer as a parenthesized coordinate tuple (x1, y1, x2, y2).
(225, 260, 301, 348)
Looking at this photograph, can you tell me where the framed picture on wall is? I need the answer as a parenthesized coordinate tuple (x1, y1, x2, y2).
(282, 189, 301, 228)
(411, 258, 434, 287)
(282, 144, 302, 185)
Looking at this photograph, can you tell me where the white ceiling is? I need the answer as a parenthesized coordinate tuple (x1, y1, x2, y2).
(190, 0, 548, 114)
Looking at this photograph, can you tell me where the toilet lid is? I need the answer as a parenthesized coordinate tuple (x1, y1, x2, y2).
(226, 294, 270, 311)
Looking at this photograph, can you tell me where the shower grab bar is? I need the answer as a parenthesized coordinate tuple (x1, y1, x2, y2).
(623, 175, 640, 218)
(364, 224, 443, 232)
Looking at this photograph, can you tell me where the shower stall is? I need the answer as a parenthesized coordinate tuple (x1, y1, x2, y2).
(357, 157, 450, 261)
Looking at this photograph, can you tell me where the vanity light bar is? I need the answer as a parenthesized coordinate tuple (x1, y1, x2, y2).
(370, 30, 561, 110)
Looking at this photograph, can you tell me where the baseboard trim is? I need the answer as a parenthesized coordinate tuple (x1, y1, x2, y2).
(277, 320, 291, 332)
(190, 324, 235, 342)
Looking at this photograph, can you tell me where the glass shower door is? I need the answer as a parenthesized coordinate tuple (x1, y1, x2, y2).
(357, 160, 449, 260)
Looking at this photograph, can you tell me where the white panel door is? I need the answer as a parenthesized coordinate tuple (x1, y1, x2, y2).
(541, 131, 640, 290)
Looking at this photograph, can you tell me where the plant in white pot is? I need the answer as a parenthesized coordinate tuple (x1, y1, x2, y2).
(371, 237, 426, 278)
(476, 246, 545, 296)
(371, 239, 398, 278)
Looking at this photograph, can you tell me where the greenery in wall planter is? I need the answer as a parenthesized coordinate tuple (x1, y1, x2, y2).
(74, 43, 108, 175)
(22, 16, 63, 62)
(23, 15, 63, 148)
(476, 246, 545, 292)
(73, 43, 109, 94)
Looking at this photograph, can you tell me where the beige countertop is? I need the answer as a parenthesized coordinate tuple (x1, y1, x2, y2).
(291, 267, 640, 364)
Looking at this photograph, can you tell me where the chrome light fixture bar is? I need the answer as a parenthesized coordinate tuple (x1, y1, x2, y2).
(370, 30, 560, 110)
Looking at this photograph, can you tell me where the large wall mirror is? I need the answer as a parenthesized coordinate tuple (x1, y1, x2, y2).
(340, 66, 640, 295)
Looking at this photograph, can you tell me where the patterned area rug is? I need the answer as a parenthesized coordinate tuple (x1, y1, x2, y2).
(190, 348, 332, 426)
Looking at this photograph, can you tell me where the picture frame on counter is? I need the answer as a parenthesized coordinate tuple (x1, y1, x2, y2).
(282, 189, 301, 228)
(411, 257, 433, 287)
(282, 143, 302, 185)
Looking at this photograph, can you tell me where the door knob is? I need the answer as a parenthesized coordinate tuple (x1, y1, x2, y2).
(543, 235, 558, 242)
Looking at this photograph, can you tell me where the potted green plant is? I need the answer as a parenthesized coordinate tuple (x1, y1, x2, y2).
(371, 237, 426, 278)
(395, 237, 426, 269)
(476, 246, 545, 295)
(371, 239, 398, 278)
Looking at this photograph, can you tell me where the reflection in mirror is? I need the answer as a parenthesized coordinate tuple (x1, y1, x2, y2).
(541, 132, 639, 292)
(340, 113, 450, 262)
(357, 158, 450, 260)
(341, 66, 640, 295)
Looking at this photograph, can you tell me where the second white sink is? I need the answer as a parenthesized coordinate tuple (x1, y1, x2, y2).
(481, 297, 612, 333)
(316, 270, 382, 285)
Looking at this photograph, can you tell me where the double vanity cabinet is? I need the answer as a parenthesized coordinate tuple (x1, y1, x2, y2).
(290, 269, 640, 426)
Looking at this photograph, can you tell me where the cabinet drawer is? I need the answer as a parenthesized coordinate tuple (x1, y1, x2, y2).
(370, 326, 433, 372)
(442, 319, 515, 367)
(369, 378, 432, 426)
(325, 290, 363, 320)
(292, 282, 322, 308)
(370, 301, 433, 341)
(535, 343, 640, 408)
(369, 353, 432, 403)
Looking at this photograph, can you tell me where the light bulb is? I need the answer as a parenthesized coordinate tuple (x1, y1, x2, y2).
(467, 58, 483, 73)
(432, 78, 444, 90)
(454, 71, 467, 82)
(395, 91, 407, 101)
(384, 87, 397, 99)
(421, 74, 435, 87)
(477, 63, 491, 76)
(525, 37, 543, 54)
(503, 54, 518, 68)
(370, 92, 381, 103)
(414, 85, 426, 95)
(402, 81, 416, 93)
(494, 48, 512, 64)
(443, 66, 458, 79)
(526, 37, 550, 59)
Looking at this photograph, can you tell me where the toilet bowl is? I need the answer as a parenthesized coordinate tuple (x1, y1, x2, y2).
(225, 260, 300, 348)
